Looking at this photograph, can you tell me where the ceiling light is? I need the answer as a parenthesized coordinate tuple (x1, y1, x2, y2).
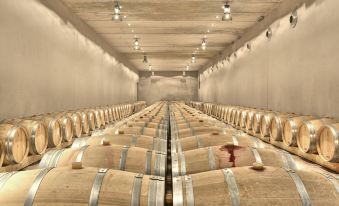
(113, 1, 122, 21)
(201, 38, 207, 50)
(134, 38, 140, 50)
(191, 54, 196, 63)
(152, 71, 154, 76)
(183, 71, 186, 76)
(149, 65, 152, 71)
(143, 55, 148, 64)
(222, 3, 232, 21)
(186, 65, 190, 70)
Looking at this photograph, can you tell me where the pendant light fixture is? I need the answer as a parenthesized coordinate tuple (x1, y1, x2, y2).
(186, 65, 190, 71)
(143, 55, 148, 64)
(201, 38, 207, 50)
(148, 65, 152, 71)
(134, 38, 140, 50)
(112, 1, 122, 21)
(191, 54, 196, 63)
(222, 2, 232, 21)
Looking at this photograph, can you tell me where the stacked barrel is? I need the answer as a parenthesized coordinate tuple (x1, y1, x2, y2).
(170, 102, 338, 205)
(188, 101, 339, 172)
(0, 101, 146, 169)
(0, 101, 168, 205)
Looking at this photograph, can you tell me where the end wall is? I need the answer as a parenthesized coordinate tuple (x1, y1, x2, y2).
(138, 71, 198, 105)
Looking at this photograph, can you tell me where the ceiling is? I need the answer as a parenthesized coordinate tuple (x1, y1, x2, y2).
(61, 0, 284, 71)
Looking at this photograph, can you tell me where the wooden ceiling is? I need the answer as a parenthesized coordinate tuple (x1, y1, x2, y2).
(61, 0, 284, 71)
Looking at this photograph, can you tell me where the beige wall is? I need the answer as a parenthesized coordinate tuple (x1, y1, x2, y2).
(199, 0, 339, 118)
(138, 71, 198, 105)
(0, 0, 138, 119)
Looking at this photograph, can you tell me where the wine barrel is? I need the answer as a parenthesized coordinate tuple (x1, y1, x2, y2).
(317, 123, 339, 162)
(172, 146, 296, 176)
(0, 141, 5, 167)
(174, 127, 225, 139)
(114, 126, 167, 139)
(172, 132, 266, 153)
(71, 134, 167, 153)
(102, 107, 110, 124)
(84, 110, 96, 131)
(174, 120, 208, 130)
(127, 121, 166, 130)
(0, 167, 165, 205)
(107, 107, 114, 123)
(283, 116, 316, 146)
(28, 116, 62, 148)
(53, 114, 74, 142)
(252, 111, 266, 135)
(245, 110, 256, 133)
(136, 116, 165, 124)
(0, 124, 29, 164)
(259, 112, 278, 141)
(40, 143, 166, 176)
(64, 112, 83, 138)
(75, 111, 90, 135)
(172, 166, 339, 206)
(1, 119, 47, 155)
(298, 118, 337, 154)
(270, 113, 296, 141)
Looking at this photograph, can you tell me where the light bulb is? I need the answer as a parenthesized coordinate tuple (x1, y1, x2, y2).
(191, 54, 196, 63)
(222, 3, 232, 21)
(201, 39, 207, 50)
(113, 1, 122, 21)
(134, 39, 140, 50)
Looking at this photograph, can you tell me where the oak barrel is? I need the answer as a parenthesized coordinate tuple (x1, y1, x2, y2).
(172, 166, 338, 206)
(0, 167, 165, 205)
(71, 134, 167, 153)
(172, 146, 296, 176)
(0, 123, 29, 164)
(40, 144, 166, 176)
(317, 123, 339, 162)
(283, 116, 316, 146)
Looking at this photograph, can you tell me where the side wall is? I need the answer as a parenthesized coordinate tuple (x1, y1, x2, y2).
(199, 0, 339, 118)
(138, 71, 198, 105)
(0, 0, 138, 119)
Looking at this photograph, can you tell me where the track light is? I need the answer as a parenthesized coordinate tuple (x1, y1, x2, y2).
(113, 1, 122, 21)
(191, 54, 196, 63)
(143, 55, 148, 64)
(201, 38, 207, 50)
(222, 3, 232, 21)
(134, 38, 140, 50)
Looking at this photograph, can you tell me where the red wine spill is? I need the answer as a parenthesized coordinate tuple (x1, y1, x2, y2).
(219, 144, 243, 167)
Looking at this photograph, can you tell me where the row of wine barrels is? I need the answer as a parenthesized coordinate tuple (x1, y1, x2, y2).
(172, 144, 297, 176)
(0, 166, 165, 205)
(189, 102, 339, 163)
(40, 143, 166, 176)
(172, 166, 338, 206)
(71, 134, 168, 153)
(0, 102, 146, 168)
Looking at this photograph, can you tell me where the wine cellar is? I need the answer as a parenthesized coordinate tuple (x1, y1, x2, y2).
(0, 0, 338, 205)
